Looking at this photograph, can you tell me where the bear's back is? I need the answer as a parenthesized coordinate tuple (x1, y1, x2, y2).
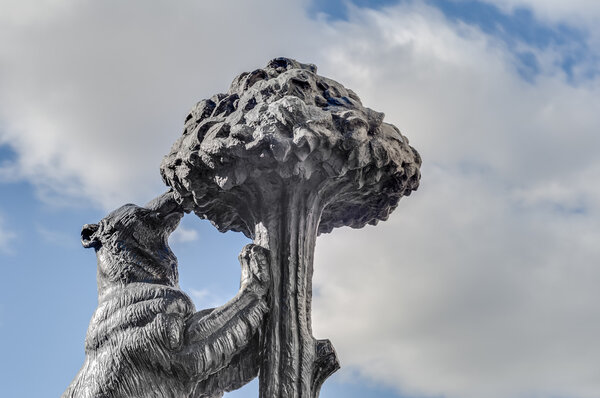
(66, 283, 196, 398)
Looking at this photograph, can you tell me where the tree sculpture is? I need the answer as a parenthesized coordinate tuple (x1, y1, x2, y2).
(161, 58, 422, 397)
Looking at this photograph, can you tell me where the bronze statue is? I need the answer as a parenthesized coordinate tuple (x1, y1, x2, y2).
(65, 58, 421, 398)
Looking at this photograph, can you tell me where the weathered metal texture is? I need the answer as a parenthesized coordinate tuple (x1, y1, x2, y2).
(161, 58, 422, 397)
(63, 192, 271, 398)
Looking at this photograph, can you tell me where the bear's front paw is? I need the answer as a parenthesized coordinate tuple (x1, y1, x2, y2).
(238, 244, 270, 295)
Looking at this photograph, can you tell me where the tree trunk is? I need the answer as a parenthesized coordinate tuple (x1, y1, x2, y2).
(253, 184, 339, 398)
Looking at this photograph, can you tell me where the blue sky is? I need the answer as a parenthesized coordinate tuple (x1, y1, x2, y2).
(1, 1, 600, 397)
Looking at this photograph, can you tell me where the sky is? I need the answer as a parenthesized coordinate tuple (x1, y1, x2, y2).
(1, 0, 599, 397)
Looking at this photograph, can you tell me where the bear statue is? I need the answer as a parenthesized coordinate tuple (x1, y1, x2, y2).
(63, 191, 270, 398)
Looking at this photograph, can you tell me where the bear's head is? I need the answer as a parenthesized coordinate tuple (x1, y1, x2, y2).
(81, 192, 184, 294)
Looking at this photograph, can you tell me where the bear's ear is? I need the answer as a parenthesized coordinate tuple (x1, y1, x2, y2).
(81, 223, 101, 249)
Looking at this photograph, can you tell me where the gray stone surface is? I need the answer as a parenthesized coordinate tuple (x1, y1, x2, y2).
(161, 58, 422, 398)
(63, 191, 271, 398)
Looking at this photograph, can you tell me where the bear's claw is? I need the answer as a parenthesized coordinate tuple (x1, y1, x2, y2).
(238, 244, 270, 294)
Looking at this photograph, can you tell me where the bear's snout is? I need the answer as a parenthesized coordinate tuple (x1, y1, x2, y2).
(146, 191, 183, 216)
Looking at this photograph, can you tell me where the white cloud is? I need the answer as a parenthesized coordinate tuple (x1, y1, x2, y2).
(188, 288, 228, 310)
(2, 1, 600, 398)
(314, 166, 600, 398)
(169, 225, 199, 244)
(309, 2, 600, 398)
(0, 0, 319, 210)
